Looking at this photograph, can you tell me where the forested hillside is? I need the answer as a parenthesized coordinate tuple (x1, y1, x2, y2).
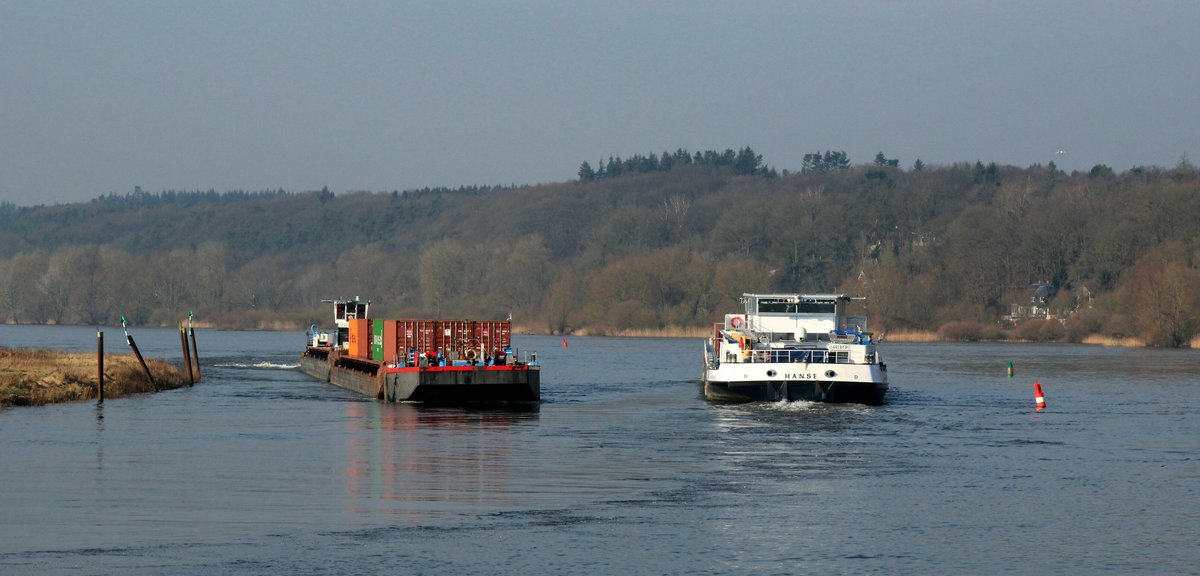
(3, 152, 1199, 346)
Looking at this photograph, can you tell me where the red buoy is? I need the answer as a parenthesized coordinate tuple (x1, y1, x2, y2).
(562, 337, 568, 349)
(1034, 381, 1046, 411)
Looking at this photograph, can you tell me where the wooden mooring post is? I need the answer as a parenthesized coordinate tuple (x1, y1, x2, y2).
(180, 323, 194, 386)
(188, 311, 201, 381)
(97, 329, 104, 404)
(127, 334, 157, 391)
(122, 316, 157, 391)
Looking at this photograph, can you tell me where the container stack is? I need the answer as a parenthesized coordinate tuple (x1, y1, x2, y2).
(341, 319, 513, 365)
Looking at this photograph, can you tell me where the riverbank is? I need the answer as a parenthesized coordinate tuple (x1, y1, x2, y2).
(881, 329, 1200, 348)
(0, 347, 190, 408)
(548, 325, 1197, 348)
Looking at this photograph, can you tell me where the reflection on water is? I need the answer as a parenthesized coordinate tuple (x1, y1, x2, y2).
(342, 403, 539, 517)
(94, 403, 105, 473)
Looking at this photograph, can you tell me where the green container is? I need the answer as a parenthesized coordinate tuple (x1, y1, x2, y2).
(371, 319, 384, 361)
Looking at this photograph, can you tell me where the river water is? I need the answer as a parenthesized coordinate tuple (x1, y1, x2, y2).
(1, 325, 1197, 575)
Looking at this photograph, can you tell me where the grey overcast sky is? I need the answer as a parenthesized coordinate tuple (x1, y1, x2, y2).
(2, 1, 1197, 206)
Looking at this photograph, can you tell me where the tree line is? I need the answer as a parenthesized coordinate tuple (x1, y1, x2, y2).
(578, 147, 776, 181)
(2, 152, 1199, 346)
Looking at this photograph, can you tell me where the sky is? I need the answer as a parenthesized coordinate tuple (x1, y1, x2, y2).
(2, 1, 1198, 206)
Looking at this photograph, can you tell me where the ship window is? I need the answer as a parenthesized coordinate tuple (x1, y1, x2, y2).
(757, 300, 791, 313)
(798, 301, 835, 314)
(757, 300, 835, 314)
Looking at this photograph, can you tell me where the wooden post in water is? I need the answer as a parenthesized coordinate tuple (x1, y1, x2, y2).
(127, 334, 157, 391)
(180, 323, 194, 386)
(188, 311, 201, 381)
(121, 315, 156, 391)
(97, 330, 105, 404)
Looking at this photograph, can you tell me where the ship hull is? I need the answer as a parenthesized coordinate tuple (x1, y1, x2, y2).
(300, 347, 539, 404)
(702, 362, 887, 405)
(382, 366, 539, 403)
(299, 349, 331, 382)
(703, 377, 887, 405)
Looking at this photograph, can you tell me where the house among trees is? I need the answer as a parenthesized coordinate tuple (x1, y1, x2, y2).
(1007, 283, 1094, 325)
(1008, 280, 1056, 321)
(1008, 282, 1053, 321)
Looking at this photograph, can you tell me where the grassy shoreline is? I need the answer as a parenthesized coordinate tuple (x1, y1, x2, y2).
(0, 347, 189, 409)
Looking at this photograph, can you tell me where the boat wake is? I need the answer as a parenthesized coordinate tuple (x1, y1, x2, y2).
(214, 361, 301, 370)
(765, 399, 821, 412)
(763, 399, 882, 414)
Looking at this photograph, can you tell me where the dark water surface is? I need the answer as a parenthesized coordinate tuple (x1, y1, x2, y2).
(2, 326, 1197, 574)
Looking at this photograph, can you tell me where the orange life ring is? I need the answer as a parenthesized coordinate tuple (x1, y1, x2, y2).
(730, 316, 743, 329)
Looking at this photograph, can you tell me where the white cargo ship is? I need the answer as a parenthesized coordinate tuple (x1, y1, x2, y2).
(702, 293, 888, 404)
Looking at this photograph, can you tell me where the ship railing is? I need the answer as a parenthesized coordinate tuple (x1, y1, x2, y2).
(750, 349, 838, 364)
(704, 341, 718, 369)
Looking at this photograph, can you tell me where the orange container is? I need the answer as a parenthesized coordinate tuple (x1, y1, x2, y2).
(347, 318, 370, 358)
(384, 320, 398, 365)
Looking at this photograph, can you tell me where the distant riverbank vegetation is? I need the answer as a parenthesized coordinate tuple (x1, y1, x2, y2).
(2, 148, 1199, 347)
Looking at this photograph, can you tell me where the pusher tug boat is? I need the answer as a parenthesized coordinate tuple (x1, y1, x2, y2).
(300, 298, 540, 404)
(702, 293, 887, 405)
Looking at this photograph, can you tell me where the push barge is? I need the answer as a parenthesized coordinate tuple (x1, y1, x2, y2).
(702, 293, 887, 405)
(300, 298, 540, 404)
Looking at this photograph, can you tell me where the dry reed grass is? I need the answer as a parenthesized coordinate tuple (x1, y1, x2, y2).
(529, 324, 1178, 350)
(611, 325, 710, 338)
(534, 325, 710, 338)
(1081, 335, 1146, 347)
(881, 330, 941, 343)
(0, 347, 189, 408)
(255, 319, 304, 331)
